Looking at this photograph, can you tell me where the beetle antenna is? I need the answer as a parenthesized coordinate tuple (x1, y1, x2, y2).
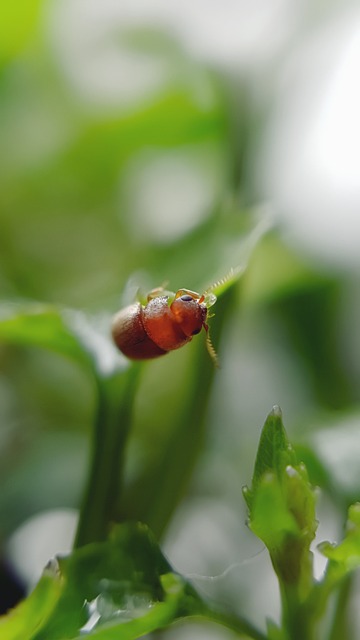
(205, 327, 219, 368)
(204, 266, 243, 295)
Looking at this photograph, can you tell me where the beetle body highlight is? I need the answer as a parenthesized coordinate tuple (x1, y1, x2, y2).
(112, 288, 214, 361)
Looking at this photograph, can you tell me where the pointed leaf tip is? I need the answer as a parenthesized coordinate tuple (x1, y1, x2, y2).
(271, 405, 282, 418)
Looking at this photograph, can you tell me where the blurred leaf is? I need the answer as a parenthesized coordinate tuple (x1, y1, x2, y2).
(319, 503, 360, 571)
(0, 306, 88, 363)
(294, 443, 335, 497)
(308, 503, 360, 636)
(0, 432, 88, 536)
(242, 233, 327, 306)
(0, 23, 227, 307)
(0, 304, 140, 547)
(308, 415, 360, 503)
(0, 305, 127, 377)
(0, 0, 42, 66)
(266, 620, 285, 640)
(268, 280, 353, 410)
(0, 566, 61, 640)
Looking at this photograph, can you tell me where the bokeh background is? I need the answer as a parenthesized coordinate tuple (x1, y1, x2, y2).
(1, 0, 360, 636)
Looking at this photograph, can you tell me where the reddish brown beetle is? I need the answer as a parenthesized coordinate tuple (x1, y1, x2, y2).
(112, 287, 218, 365)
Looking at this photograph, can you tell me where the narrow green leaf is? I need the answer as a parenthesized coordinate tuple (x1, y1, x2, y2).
(0, 305, 128, 377)
(0, 306, 89, 365)
(0, 565, 62, 640)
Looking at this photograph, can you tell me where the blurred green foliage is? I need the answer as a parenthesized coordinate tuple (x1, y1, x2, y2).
(1, 1, 360, 638)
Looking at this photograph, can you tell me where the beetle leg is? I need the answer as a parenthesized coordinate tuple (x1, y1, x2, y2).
(147, 287, 174, 301)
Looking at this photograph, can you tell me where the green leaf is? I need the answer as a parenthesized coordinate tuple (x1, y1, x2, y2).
(0, 523, 187, 640)
(0, 304, 127, 377)
(2, 523, 266, 640)
(319, 503, 360, 570)
(308, 503, 360, 634)
(0, 306, 87, 362)
(0, 304, 140, 546)
(0, 564, 62, 640)
(243, 408, 317, 608)
(248, 471, 300, 549)
(293, 444, 335, 497)
(242, 232, 330, 307)
(69, 573, 187, 640)
(31, 523, 182, 639)
(243, 406, 296, 511)
(266, 619, 286, 640)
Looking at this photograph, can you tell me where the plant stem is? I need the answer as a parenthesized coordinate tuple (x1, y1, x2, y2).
(327, 575, 353, 640)
(280, 585, 315, 640)
(74, 364, 140, 548)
